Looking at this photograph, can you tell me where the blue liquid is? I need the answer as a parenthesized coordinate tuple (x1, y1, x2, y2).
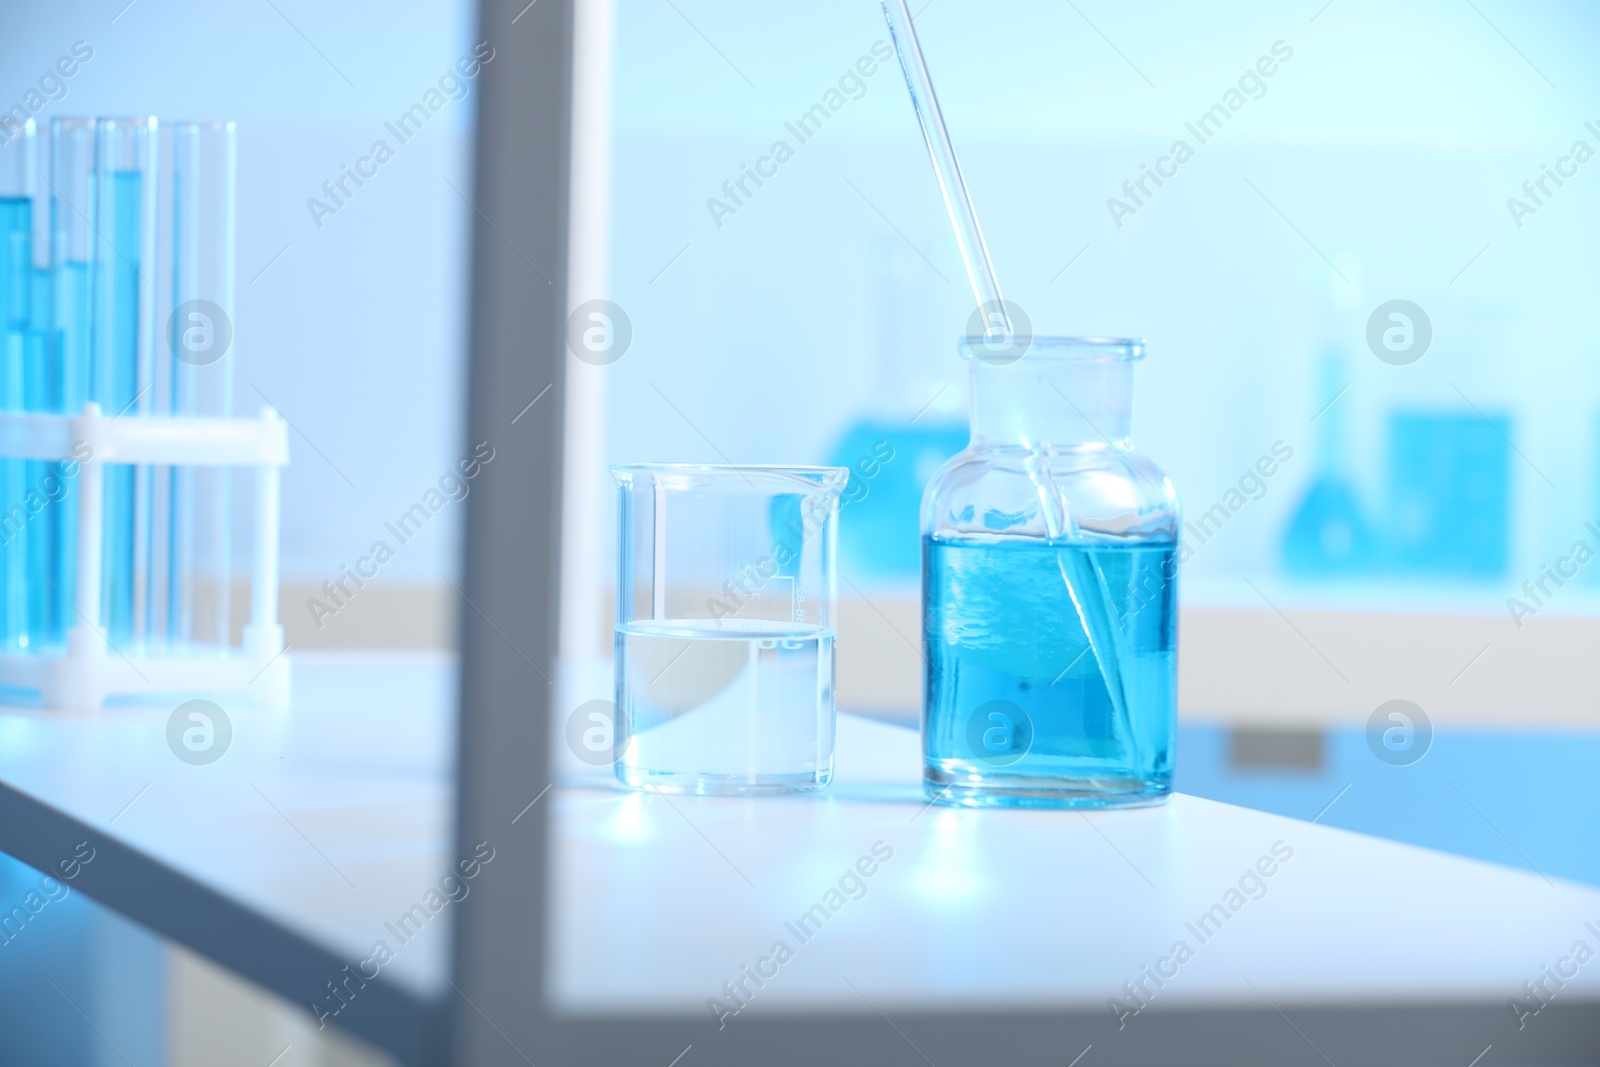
(22, 321, 61, 647)
(1, 199, 27, 648)
(0, 332, 25, 648)
(0, 197, 34, 330)
(96, 171, 144, 644)
(1283, 475, 1376, 575)
(35, 261, 90, 650)
(0, 196, 98, 654)
(55, 259, 89, 413)
(0, 197, 38, 649)
(1386, 412, 1510, 577)
(923, 536, 1177, 807)
(826, 419, 965, 581)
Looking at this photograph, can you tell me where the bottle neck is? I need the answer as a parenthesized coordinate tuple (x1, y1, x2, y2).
(967, 357, 1134, 449)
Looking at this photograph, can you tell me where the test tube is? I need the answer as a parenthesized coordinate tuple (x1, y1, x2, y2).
(168, 121, 236, 650)
(1, 118, 36, 327)
(43, 118, 99, 648)
(0, 119, 37, 649)
(51, 119, 96, 417)
(89, 117, 157, 645)
(16, 120, 54, 652)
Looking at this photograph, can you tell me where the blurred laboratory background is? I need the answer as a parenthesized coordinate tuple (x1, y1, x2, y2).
(602, 0, 1600, 613)
(3, 0, 1599, 1063)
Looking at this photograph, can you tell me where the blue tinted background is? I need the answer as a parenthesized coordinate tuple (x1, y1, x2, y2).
(600, 0, 1600, 615)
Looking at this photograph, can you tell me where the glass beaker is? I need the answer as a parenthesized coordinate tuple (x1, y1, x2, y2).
(611, 463, 849, 795)
(922, 337, 1179, 808)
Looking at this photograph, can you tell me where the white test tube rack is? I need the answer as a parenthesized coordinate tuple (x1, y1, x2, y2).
(0, 402, 290, 712)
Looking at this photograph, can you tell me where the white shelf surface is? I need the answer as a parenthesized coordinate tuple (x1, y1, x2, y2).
(0, 653, 456, 1062)
(0, 652, 1595, 1063)
(549, 710, 1600, 1017)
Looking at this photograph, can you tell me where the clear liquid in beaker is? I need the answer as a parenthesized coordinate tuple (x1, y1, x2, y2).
(614, 618, 835, 794)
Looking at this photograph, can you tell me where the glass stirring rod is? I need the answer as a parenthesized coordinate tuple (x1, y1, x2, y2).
(880, 0, 1011, 341)
(881, 0, 1138, 751)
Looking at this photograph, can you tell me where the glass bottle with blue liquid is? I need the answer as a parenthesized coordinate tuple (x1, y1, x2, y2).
(922, 336, 1179, 808)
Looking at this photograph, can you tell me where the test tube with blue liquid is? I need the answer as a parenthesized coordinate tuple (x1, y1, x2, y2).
(19, 122, 57, 652)
(0, 119, 41, 649)
(39, 118, 102, 649)
(87, 117, 157, 647)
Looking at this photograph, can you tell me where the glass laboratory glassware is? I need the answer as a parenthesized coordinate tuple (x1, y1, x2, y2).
(88, 117, 157, 646)
(33, 117, 101, 650)
(611, 463, 849, 795)
(0, 118, 40, 649)
(922, 337, 1179, 808)
(51, 118, 99, 422)
(166, 121, 237, 651)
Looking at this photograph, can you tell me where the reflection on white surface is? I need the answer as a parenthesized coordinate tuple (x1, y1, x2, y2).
(909, 809, 982, 903)
(598, 791, 653, 845)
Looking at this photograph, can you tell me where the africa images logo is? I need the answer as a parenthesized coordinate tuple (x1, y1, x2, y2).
(1365, 300, 1431, 366)
(166, 699, 232, 765)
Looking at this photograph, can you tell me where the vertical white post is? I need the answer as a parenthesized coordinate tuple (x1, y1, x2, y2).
(247, 407, 282, 648)
(75, 404, 105, 640)
(559, 0, 615, 658)
(243, 406, 289, 709)
(51, 402, 110, 710)
(253, 446, 280, 631)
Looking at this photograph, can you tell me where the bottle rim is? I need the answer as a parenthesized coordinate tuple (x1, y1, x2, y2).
(958, 335, 1146, 363)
